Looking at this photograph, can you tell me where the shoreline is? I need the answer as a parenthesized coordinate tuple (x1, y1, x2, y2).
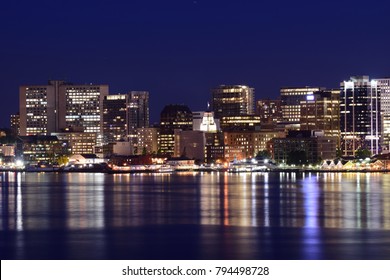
(1, 168, 389, 174)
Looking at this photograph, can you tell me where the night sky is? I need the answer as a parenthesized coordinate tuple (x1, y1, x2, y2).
(1, 0, 389, 127)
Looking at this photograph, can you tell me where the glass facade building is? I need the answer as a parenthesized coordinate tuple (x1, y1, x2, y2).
(211, 85, 254, 119)
(340, 76, 381, 156)
(159, 104, 192, 155)
(375, 78, 390, 152)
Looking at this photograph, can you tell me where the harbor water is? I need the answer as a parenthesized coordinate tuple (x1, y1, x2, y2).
(1, 171, 390, 259)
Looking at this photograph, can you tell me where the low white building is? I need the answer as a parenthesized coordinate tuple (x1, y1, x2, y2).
(68, 154, 105, 165)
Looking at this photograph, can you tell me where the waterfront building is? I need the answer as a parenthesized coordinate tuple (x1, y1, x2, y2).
(300, 89, 340, 140)
(17, 135, 66, 164)
(280, 86, 323, 130)
(68, 154, 105, 165)
(340, 76, 381, 156)
(211, 85, 255, 119)
(256, 99, 283, 125)
(0, 144, 15, 166)
(158, 104, 192, 156)
(52, 131, 96, 155)
(375, 78, 390, 152)
(0, 145, 15, 157)
(224, 129, 285, 161)
(270, 130, 337, 164)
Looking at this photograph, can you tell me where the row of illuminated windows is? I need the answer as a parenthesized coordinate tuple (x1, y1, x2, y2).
(65, 88, 101, 92)
(26, 104, 47, 108)
(66, 115, 100, 119)
(26, 98, 46, 102)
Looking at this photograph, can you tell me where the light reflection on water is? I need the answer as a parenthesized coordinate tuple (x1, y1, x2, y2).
(1, 171, 390, 259)
(1, 172, 389, 230)
(1, 172, 390, 231)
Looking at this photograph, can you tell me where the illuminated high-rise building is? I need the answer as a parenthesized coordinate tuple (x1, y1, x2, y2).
(19, 81, 108, 157)
(211, 85, 254, 119)
(300, 89, 340, 140)
(64, 84, 108, 133)
(375, 78, 390, 152)
(128, 91, 149, 131)
(159, 104, 192, 155)
(340, 76, 381, 156)
(19, 80, 67, 136)
(103, 94, 129, 143)
(280, 86, 323, 130)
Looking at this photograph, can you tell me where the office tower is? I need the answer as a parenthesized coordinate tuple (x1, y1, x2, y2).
(211, 85, 254, 119)
(375, 78, 390, 152)
(19, 80, 108, 137)
(280, 86, 322, 130)
(102, 91, 150, 143)
(256, 99, 283, 126)
(64, 84, 108, 133)
(128, 91, 149, 131)
(300, 89, 340, 139)
(340, 76, 381, 156)
(103, 94, 129, 143)
(10, 113, 20, 136)
(159, 104, 192, 155)
(19, 80, 67, 136)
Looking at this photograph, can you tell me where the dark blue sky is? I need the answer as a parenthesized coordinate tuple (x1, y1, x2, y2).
(1, 0, 389, 127)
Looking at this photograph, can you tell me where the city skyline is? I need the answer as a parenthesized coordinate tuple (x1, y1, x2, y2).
(1, 0, 390, 127)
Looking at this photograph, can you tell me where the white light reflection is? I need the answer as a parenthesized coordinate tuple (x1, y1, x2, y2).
(66, 173, 105, 230)
(356, 174, 361, 228)
(302, 174, 322, 259)
(16, 172, 23, 231)
(303, 176, 319, 228)
(250, 173, 257, 226)
(263, 172, 270, 227)
(365, 173, 381, 229)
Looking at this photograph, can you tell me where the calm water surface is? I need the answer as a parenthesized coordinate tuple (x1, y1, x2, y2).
(1, 171, 390, 259)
